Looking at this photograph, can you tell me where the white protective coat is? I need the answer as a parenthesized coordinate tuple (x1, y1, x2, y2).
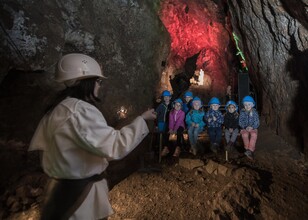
(29, 97, 149, 219)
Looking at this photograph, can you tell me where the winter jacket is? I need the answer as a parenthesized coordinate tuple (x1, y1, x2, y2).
(182, 100, 192, 114)
(156, 102, 171, 123)
(29, 97, 149, 219)
(185, 110, 206, 129)
(169, 109, 186, 131)
(224, 111, 239, 129)
(204, 109, 224, 128)
(239, 108, 260, 129)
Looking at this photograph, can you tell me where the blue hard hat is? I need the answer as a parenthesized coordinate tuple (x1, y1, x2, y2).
(184, 91, 193, 98)
(192, 96, 202, 105)
(208, 97, 221, 105)
(192, 96, 201, 102)
(242, 96, 255, 105)
(173, 98, 183, 105)
(225, 100, 238, 111)
(161, 90, 171, 97)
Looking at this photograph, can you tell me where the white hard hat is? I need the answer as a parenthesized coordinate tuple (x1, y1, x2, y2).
(55, 53, 107, 83)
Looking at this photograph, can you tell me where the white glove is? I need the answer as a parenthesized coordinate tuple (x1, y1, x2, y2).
(141, 108, 157, 121)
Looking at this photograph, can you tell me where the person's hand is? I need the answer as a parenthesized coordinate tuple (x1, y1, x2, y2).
(246, 126, 253, 131)
(229, 128, 233, 133)
(213, 116, 217, 121)
(195, 123, 199, 128)
(191, 122, 195, 127)
(141, 109, 157, 120)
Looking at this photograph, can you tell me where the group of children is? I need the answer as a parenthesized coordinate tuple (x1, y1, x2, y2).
(156, 90, 260, 160)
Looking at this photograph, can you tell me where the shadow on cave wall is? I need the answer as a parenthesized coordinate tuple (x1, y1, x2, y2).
(169, 52, 199, 99)
(280, 0, 308, 30)
(286, 35, 308, 158)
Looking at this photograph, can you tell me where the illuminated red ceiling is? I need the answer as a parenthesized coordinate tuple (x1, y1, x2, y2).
(159, 0, 236, 97)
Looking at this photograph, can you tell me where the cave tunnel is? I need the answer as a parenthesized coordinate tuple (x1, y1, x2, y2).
(0, 0, 307, 219)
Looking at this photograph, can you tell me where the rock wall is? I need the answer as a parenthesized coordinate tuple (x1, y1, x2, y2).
(0, 0, 170, 192)
(0, 0, 169, 141)
(1, 0, 308, 159)
(228, 0, 308, 157)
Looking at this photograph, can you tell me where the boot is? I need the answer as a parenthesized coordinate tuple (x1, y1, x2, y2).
(244, 150, 254, 160)
(173, 146, 181, 157)
(160, 146, 169, 157)
(190, 145, 197, 156)
(226, 141, 234, 152)
(210, 143, 218, 154)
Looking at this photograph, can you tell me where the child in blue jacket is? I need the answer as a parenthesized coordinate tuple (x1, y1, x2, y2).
(156, 90, 172, 156)
(204, 97, 224, 153)
(185, 97, 205, 155)
(182, 91, 193, 114)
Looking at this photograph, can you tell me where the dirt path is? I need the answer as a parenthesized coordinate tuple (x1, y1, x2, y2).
(108, 120, 308, 219)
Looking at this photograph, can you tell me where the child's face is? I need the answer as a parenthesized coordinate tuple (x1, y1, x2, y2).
(211, 104, 220, 111)
(174, 102, 182, 111)
(184, 96, 192, 103)
(243, 102, 254, 111)
(227, 104, 236, 113)
(192, 101, 201, 110)
(163, 96, 171, 103)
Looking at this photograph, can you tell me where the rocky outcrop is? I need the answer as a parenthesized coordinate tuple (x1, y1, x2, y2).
(228, 0, 308, 158)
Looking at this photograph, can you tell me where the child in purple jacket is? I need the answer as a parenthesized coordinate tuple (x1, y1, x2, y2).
(161, 98, 186, 157)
